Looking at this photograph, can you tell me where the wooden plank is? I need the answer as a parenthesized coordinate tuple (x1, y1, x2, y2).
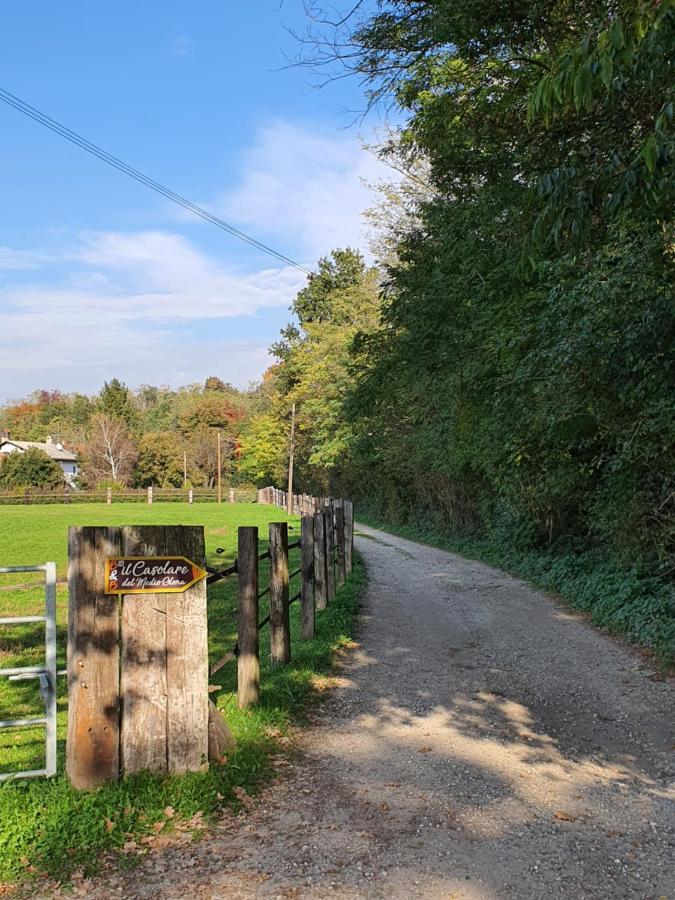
(66, 526, 121, 789)
(269, 522, 291, 666)
(238, 526, 260, 707)
(335, 502, 346, 587)
(120, 526, 168, 775)
(300, 515, 315, 639)
(164, 526, 209, 772)
(344, 500, 354, 574)
(313, 511, 327, 611)
(325, 502, 336, 601)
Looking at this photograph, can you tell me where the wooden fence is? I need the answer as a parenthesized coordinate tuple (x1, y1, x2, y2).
(208, 490, 354, 707)
(65, 491, 354, 787)
(0, 486, 257, 505)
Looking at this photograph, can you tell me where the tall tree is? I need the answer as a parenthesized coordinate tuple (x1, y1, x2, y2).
(82, 414, 137, 486)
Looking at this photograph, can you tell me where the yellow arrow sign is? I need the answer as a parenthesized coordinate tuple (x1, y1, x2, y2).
(105, 556, 207, 595)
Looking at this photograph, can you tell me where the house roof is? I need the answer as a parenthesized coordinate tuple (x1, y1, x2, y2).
(0, 440, 77, 462)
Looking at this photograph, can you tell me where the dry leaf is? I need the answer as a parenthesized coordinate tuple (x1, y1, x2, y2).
(379, 802, 390, 812)
(152, 820, 165, 832)
(104, 818, 114, 832)
(418, 746, 432, 753)
(553, 810, 577, 822)
(163, 806, 175, 819)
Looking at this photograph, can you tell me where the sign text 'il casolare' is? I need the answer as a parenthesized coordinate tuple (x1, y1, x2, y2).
(104, 556, 207, 595)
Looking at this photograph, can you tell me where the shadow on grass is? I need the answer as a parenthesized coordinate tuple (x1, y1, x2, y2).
(0, 557, 366, 885)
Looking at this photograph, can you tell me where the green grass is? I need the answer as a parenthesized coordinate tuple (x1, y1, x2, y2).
(0, 502, 365, 885)
(357, 512, 674, 665)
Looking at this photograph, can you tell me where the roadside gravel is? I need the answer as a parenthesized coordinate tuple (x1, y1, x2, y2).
(42, 524, 674, 899)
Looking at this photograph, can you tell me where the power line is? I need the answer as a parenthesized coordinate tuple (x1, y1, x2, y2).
(0, 86, 315, 277)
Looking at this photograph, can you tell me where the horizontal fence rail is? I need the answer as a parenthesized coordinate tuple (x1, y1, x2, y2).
(0, 487, 258, 505)
(207, 489, 354, 707)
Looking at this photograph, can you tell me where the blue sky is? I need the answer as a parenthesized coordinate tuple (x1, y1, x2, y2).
(0, 1, 388, 402)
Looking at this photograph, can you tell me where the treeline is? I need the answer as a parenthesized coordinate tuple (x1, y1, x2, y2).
(0, 377, 260, 489)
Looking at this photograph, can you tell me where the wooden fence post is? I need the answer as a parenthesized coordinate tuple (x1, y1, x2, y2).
(301, 515, 315, 639)
(324, 502, 336, 601)
(335, 501, 346, 587)
(344, 500, 354, 574)
(120, 526, 209, 775)
(147, 486, 153, 505)
(229, 488, 235, 503)
(106, 487, 112, 505)
(269, 522, 291, 666)
(313, 511, 328, 611)
(238, 527, 260, 707)
(189, 488, 193, 504)
(66, 526, 122, 789)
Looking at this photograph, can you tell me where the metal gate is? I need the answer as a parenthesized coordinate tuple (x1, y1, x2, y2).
(0, 563, 57, 780)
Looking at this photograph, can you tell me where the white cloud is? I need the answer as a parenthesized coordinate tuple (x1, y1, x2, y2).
(220, 121, 391, 261)
(0, 230, 303, 399)
(0, 247, 46, 271)
(0, 119, 395, 400)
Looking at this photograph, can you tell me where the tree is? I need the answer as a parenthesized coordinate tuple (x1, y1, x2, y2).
(0, 448, 64, 489)
(98, 379, 137, 427)
(133, 432, 185, 488)
(82, 414, 137, 486)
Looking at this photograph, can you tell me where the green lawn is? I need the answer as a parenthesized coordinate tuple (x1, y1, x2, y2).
(0, 502, 364, 885)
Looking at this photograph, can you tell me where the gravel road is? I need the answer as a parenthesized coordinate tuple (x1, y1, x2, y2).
(52, 524, 674, 899)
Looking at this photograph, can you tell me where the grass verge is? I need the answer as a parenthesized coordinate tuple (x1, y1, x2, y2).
(356, 512, 674, 666)
(0, 503, 365, 885)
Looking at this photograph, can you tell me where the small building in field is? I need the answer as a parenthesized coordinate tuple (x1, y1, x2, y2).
(0, 432, 79, 486)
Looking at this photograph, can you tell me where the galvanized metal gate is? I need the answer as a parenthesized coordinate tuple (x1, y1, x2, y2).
(0, 563, 57, 780)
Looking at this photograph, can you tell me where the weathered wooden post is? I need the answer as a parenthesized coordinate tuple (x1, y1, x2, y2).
(106, 487, 112, 505)
(324, 502, 336, 601)
(67, 525, 209, 787)
(269, 522, 291, 666)
(300, 515, 315, 639)
(335, 501, 346, 587)
(344, 500, 354, 574)
(229, 488, 235, 503)
(120, 526, 208, 775)
(189, 488, 193, 504)
(67, 526, 121, 789)
(313, 511, 328, 611)
(147, 486, 153, 505)
(237, 526, 260, 707)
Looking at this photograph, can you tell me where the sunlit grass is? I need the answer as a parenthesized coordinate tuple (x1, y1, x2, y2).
(0, 502, 364, 884)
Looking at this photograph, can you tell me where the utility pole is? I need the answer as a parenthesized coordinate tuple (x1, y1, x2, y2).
(216, 430, 222, 504)
(208, 422, 226, 504)
(183, 450, 188, 487)
(287, 402, 296, 515)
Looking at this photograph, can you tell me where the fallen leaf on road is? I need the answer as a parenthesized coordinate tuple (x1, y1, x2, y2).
(418, 746, 432, 753)
(553, 811, 577, 822)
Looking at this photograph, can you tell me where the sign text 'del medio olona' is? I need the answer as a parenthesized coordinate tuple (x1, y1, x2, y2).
(104, 556, 207, 595)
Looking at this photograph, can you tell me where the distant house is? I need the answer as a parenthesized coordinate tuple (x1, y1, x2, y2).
(0, 432, 79, 486)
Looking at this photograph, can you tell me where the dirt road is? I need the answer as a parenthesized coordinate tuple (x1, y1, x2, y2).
(60, 524, 674, 899)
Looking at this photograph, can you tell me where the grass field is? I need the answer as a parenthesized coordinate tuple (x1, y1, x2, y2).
(0, 502, 364, 885)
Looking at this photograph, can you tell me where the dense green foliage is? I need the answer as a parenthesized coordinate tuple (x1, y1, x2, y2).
(289, 0, 675, 566)
(0, 502, 365, 882)
(0, 448, 64, 489)
(284, 1, 673, 655)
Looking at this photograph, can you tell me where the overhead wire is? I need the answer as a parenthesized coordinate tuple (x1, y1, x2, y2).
(0, 86, 315, 277)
